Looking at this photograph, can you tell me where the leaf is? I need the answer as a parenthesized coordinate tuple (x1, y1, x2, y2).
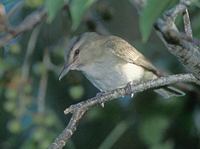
(69, 85, 84, 100)
(70, 0, 96, 30)
(25, 0, 44, 8)
(139, 115, 169, 145)
(139, 0, 175, 42)
(45, 0, 64, 23)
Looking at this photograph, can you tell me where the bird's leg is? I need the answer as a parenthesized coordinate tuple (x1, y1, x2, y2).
(125, 81, 141, 98)
(96, 91, 107, 108)
(125, 82, 134, 98)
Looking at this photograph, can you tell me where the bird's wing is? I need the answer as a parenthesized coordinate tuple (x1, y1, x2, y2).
(104, 36, 160, 76)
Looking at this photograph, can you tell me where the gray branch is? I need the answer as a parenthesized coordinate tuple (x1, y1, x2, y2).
(154, 0, 200, 80)
(0, 7, 46, 48)
(130, 0, 200, 79)
(183, 9, 193, 38)
(48, 73, 199, 149)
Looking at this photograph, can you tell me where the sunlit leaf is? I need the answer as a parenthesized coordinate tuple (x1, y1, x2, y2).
(8, 119, 21, 134)
(5, 88, 17, 99)
(139, 0, 175, 42)
(45, 0, 64, 23)
(25, 0, 44, 8)
(33, 62, 46, 75)
(10, 44, 21, 55)
(4, 101, 16, 112)
(69, 85, 84, 99)
(33, 127, 45, 141)
(70, 0, 96, 30)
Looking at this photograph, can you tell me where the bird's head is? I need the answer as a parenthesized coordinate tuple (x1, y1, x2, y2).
(59, 32, 103, 80)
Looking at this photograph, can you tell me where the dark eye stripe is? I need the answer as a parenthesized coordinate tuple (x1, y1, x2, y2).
(65, 35, 82, 60)
(70, 33, 84, 50)
(70, 36, 81, 51)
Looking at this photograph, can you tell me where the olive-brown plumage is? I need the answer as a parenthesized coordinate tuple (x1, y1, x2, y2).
(59, 32, 185, 98)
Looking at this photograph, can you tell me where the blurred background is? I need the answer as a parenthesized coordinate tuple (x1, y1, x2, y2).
(0, 0, 200, 148)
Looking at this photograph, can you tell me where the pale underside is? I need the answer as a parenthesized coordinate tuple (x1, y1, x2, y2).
(80, 51, 156, 91)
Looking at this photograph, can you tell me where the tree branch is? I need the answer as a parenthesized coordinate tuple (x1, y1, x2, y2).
(183, 9, 193, 38)
(37, 49, 49, 113)
(0, 8, 46, 48)
(49, 110, 86, 149)
(154, 0, 200, 80)
(48, 73, 199, 149)
(130, 0, 200, 79)
(17, 26, 40, 112)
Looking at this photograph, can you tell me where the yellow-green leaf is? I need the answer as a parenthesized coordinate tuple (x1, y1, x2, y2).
(45, 0, 64, 23)
(139, 0, 175, 42)
(70, 0, 96, 30)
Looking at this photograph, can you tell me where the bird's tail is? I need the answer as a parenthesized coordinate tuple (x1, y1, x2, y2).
(154, 86, 185, 99)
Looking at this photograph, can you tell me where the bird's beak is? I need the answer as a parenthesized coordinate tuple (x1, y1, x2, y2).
(59, 62, 72, 81)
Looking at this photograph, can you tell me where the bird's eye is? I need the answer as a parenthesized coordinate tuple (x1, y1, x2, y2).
(74, 49, 80, 56)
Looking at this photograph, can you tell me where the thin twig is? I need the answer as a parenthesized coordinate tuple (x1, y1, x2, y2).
(49, 109, 86, 149)
(21, 26, 41, 80)
(0, 1, 71, 48)
(64, 74, 198, 115)
(17, 26, 40, 112)
(7, 1, 24, 19)
(0, 8, 46, 47)
(49, 73, 199, 149)
(37, 49, 49, 113)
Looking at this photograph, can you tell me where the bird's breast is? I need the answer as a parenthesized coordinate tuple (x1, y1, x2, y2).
(81, 61, 145, 91)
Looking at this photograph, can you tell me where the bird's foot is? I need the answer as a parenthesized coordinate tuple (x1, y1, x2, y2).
(125, 81, 140, 97)
(96, 92, 106, 108)
(131, 93, 134, 98)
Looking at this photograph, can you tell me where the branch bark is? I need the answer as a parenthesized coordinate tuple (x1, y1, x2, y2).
(154, 0, 200, 80)
(48, 73, 199, 149)
(130, 0, 200, 80)
(0, 7, 46, 48)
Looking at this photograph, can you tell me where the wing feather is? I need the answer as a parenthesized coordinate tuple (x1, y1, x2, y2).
(104, 36, 160, 76)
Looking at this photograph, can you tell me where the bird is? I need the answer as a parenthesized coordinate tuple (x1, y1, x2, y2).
(59, 32, 185, 99)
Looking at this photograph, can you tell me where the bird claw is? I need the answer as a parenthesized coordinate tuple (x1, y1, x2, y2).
(125, 81, 139, 97)
(125, 82, 133, 94)
(131, 93, 134, 98)
(96, 92, 106, 108)
(100, 102, 105, 108)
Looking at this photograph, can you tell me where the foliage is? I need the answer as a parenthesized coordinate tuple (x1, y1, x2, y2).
(0, 0, 200, 149)
(69, 0, 96, 30)
(139, 0, 178, 42)
(45, 0, 64, 22)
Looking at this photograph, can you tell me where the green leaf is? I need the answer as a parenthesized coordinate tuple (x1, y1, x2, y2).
(139, 116, 169, 145)
(70, 0, 96, 30)
(139, 0, 175, 42)
(25, 0, 44, 8)
(45, 0, 64, 23)
(69, 85, 84, 100)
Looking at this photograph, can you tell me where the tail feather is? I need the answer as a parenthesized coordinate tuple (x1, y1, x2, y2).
(154, 86, 185, 99)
